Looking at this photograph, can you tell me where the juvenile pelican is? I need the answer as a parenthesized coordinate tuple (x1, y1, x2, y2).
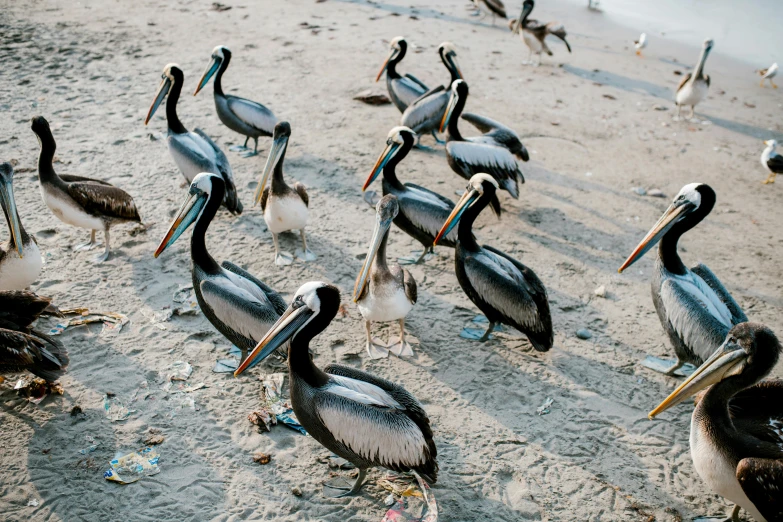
(758, 63, 778, 88)
(511, 0, 572, 66)
(155, 173, 287, 363)
(618, 183, 747, 375)
(761, 139, 783, 184)
(363, 126, 461, 263)
(145, 64, 242, 214)
(0, 163, 43, 290)
(193, 45, 278, 157)
(434, 174, 553, 350)
(474, 0, 507, 25)
(675, 39, 714, 121)
(634, 33, 647, 56)
(649, 323, 783, 522)
(376, 37, 429, 113)
(353, 195, 417, 359)
(254, 122, 315, 266)
(31, 116, 141, 263)
(440, 80, 524, 198)
(234, 281, 438, 498)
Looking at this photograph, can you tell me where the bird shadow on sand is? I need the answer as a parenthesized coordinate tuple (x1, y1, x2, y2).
(562, 64, 673, 100)
(331, 0, 510, 31)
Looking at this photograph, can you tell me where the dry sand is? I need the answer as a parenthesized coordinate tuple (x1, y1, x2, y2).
(1, 0, 782, 521)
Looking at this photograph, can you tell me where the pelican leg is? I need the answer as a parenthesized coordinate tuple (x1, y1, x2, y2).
(535, 53, 541, 67)
(365, 321, 389, 359)
(272, 234, 293, 266)
(522, 49, 532, 65)
(295, 229, 317, 262)
(674, 104, 682, 121)
(763, 173, 776, 184)
(431, 131, 446, 145)
(389, 318, 414, 357)
(240, 137, 259, 158)
(663, 359, 685, 376)
(760, 80, 766, 88)
(415, 247, 433, 264)
(688, 106, 695, 120)
(74, 230, 97, 251)
(93, 230, 110, 263)
(479, 322, 497, 342)
(323, 468, 368, 498)
(773, 80, 779, 89)
(229, 136, 250, 152)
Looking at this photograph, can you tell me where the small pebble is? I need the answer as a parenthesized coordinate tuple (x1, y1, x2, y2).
(647, 189, 666, 198)
(576, 329, 592, 340)
(253, 453, 271, 465)
(291, 486, 303, 497)
(632, 187, 646, 196)
(594, 285, 606, 298)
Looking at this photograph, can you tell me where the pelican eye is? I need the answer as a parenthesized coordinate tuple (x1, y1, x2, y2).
(292, 296, 305, 309)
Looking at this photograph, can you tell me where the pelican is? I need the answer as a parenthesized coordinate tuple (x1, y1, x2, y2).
(363, 126, 462, 263)
(634, 33, 647, 56)
(758, 63, 778, 88)
(675, 39, 714, 121)
(0, 291, 68, 382)
(649, 323, 783, 522)
(761, 139, 783, 184)
(440, 80, 524, 198)
(473, 0, 507, 25)
(31, 116, 141, 263)
(511, 0, 572, 67)
(154, 173, 287, 363)
(234, 281, 438, 498)
(353, 195, 417, 359)
(400, 42, 463, 145)
(0, 163, 43, 290)
(253, 122, 315, 266)
(145, 64, 242, 214)
(618, 183, 748, 375)
(193, 45, 278, 157)
(375, 37, 429, 113)
(434, 174, 553, 350)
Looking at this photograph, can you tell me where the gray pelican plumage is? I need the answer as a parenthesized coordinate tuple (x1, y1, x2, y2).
(376, 37, 430, 113)
(234, 281, 437, 497)
(758, 63, 778, 88)
(0, 291, 68, 382)
(634, 33, 647, 56)
(675, 39, 714, 121)
(253, 122, 315, 266)
(511, 0, 572, 67)
(434, 174, 553, 349)
(440, 80, 524, 198)
(193, 45, 278, 158)
(31, 116, 141, 263)
(400, 42, 463, 145)
(154, 173, 287, 364)
(650, 323, 783, 522)
(144, 63, 242, 214)
(618, 183, 747, 375)
(353, 195, 417, 360)
(363, 126, 462, 263)
(473, 0, 507, 25)
(0, 163, 43, 290)
(761, 139, 783, 184)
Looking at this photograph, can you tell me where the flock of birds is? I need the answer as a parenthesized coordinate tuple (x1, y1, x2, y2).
(0, 1, 782, 519)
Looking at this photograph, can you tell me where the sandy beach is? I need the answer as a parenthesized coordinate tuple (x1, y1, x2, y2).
(1, 0, 782, 520)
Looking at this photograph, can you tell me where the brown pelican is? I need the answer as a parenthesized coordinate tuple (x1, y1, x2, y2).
(363, 126, 462, 263)
(440, 80, 524, 198)
(400, 42, 463, 145)
(634, 33, 648, 56)
(193, 45, 278, 157)
(31, 116, 141, 263)
(649, 323, 783, 522)
(511, 0, 572, 66)
(1, 291, 68, 382)
(253, 122, 315, 266)
(473, 0, 507, 25)
(154, 173, 287, 364)
(375, 37, 430, 113)
(618, 183, 748, 375)
(434, 174, 552, 349)
(234, 281, 437, 497)
(0, 163, 42, 290)
(758, 63, 778, 88)
(675, 39, 714, 121)
(145, 64, 242, 214)
(761, 140, 783, 184)
(353, 195, 417, 359)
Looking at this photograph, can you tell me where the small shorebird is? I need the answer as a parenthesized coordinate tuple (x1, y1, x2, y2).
(0, 163, 43, 290)
(375, 37, 429, 113)
(675, 39, 714, 121)
(761, 139, 783, 184)
(193, 45, 278, 157)
(511, 0, 572, 66)
(758, 62, 778, 88)
(634, 33, 647, 56)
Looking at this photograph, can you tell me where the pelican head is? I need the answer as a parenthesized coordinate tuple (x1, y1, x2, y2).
(649, 323, 780, 418)
(234, 281, 341, 375)
(194, 45, 231, 96)
(363, 126, 416, 191)
(255, 121, 291, 205)
(438, 42, 462, 80)
(764, 139, 778, 149)
(703, 39, 715, 53)
(439, 79, 468, 133)
(154, 173, 222, 257)
(376, 36, 406, 82)
(353, 195, 399, 302)
(145, 64, 183, 125)
(434, 174, 501, 245)
(514, 0, 535, 32)
(0, 163, 23, 257)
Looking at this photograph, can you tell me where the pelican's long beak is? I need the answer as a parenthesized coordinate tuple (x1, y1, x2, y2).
(353, 215, 393, 302)
(439, 90, 458, 133)
(254, 134, 288, 205)
(433, 187, 479, 246)
(514, 2, 533, 34)
(649, 339, 747, 418)
(450, 54, 464, 80)
(363, 142, 399, 191)
(375, 49, 396, 82)
(194, 57, 220, 96)
(154, 190, 206, 257)
(234, 304, 314, 375)
(764, 140, 772, 146)
(145, 77, 171, 125)
(0, 180, 23, 257)
(618, 200, 694, 273)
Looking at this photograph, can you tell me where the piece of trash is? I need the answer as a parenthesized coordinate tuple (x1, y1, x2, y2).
(167, 361, 193, 381)
(248, 409, 276, 432)
(104, 393, 135, 422)
(253, 452, 271, 465)
(79, 441, 101, 454)
(647, 189, 666, 198)
(104, 447, 160, 484)
(640, 355, 696, 376)
(248, 373, 307, 435)
(632, 187, 647, 196)
(353, 89, 391, 105)
(576, 328, 592, 340)
(537, 397, 554, 415)
(385, 494, 396, 507)
(594, 285, 606, 298)
(140, 307, 173, 330)
(143, 433, 165, 446)
(50, 309, 129, 336)
(381, 471, 437, 522)
(164, 381, 206, 393)
(27, 498, 39, 507)
(14, 377, 63, 404)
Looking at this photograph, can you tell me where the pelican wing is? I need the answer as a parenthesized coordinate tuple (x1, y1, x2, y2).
(545, 22, 571, 52)
(446, 141, 522, 196)
(221, 261, 287, 315)
(193, 129, 242, 213)
(403, 268, 417, 304)
(400, 89, 449, 134)
(462, 112, 529, 161)
(67, 182, 140, 222)
(0, 291, 55, 330)
(391, 77, 429, 109)
(737, 458, 783, 522)
(60, 175, 111, 186)
(259, 186, 270, 212)
(225, 95, 277, 135)
(200, 277, 279, 343)
(482, 0, 506, 18)
(691, 264, 747, 324)
(403, 74, 429, 92)
(676, 72, 693, 95)
(767, 153, 783, 174)
(397, 184, 457, 243)
(0, 329, 68, 381)
(293, 182, 309, 207)
(725, 380, 783, 445)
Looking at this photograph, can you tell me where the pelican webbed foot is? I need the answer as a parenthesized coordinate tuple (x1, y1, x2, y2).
(74, 230, 98, 251)
(296, 230, 317, 262)
(92, 231, 111, 263)
(398, 248, 434, 265)
(274, 252, 294, 266)
(323, 469, 367, 498)
(640, 355, 697, 376)
(389, 318, 415, 357)
(693, 504, 741, 522)
(763, 174, 776, 184)
(431, 131, 446, 145)
(367, 338, 389, 359)
(229, 137, 251, 152)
